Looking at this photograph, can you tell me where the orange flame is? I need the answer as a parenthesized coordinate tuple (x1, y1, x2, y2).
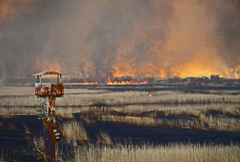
(149, 93, 152, 97)
(64, 81, 98, 85)
(107, 77, 146, 85)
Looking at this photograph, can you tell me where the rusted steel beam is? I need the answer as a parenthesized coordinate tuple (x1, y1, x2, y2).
(44, 97, 56, 162)
(44, 122, 56, 162)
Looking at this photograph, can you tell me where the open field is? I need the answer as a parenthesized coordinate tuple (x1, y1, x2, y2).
(1, 106, 240, 133)
(1, 103, 240, 132)
(1, 87, 240, 107)
(100, 114, 240, 132)
(0, 112, 240, 161)
(72, 143, 240, 162)
(1, 86, 240, 161)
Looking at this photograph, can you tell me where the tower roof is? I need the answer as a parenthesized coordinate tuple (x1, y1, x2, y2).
(31, 70, 67, 76)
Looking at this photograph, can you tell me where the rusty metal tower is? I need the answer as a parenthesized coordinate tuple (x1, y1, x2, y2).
(32, 70, 65, 162)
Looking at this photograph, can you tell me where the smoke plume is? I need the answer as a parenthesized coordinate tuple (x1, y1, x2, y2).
(0, 0, 240, 82)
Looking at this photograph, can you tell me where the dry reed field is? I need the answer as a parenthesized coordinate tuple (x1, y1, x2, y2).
(1, 87, 240, 161)
(0, 86, 34, 95)
(1, 87, 240, 107)
(0, 107, 36, 117)
(57, 91, 240, 107)
(0, 106, 76, 118)
(57, 120, 240, 162)
(101, 114, 240, 132)
(0, 150, 13, 162)
(78, 103, 240, 132)
(107, 103, 240, 117)
(0, 104, 240, 132)
(72, 143, 240, 162)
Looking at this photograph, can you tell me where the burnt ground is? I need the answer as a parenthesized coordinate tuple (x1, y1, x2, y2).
(65, 84, 240, 95)
(0, 112, 240, 161)
(0, 115, 42, 161)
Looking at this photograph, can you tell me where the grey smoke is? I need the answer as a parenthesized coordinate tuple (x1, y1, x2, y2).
(206, 0, 240, 72)
(0, 0, 240, 82)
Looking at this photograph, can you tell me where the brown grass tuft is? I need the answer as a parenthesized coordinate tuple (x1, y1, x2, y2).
(97, 131, 113, 145)
(56, 108, 75, 119)
(0, 150, 13, 162)
(7, 123, 17, 131)
(21, 122, 31, 134)
(63, 120, 89, 141)
(80, 115, 96, 125)
(33, 136, 44, 154)
(57, 112, 75, 119)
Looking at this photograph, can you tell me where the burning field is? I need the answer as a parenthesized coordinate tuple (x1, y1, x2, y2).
(0, 0, 240, 83)
(0, 0, 240, 161)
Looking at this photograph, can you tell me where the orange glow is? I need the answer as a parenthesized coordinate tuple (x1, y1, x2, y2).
(110, 1, 238, 79)
(107, 77, 146, 85)
(46, 62, 61, 74)
(149, 93, 152, 97)
(64, 81, 98, 85)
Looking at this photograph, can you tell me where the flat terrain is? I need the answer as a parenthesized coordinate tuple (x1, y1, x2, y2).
(0, 86, 240, 161)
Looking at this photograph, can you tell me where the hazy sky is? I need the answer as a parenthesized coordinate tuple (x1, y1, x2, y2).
(0, 0, 240, 81)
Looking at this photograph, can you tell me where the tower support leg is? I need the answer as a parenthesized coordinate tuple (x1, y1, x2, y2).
(44, 96, 56, 162)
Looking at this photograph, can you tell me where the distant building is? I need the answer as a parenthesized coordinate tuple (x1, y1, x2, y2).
(211, 75, 219, 79)
(147, 77, 155, 84)
(210, 75, 220, 82)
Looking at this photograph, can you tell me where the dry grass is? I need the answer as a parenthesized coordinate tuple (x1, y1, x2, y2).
(101, 114, 240, 132)
(7, 123, 17, 131)
(222, 106, 240, 115)
(64, 89, 110, 95)
(97, 131, 113, 145)
(0, 86, 34, 95)
(33, 136, 62, 161)
(57, 92, 240, 107)
(21, 122, 31, 134)
(57, 112, 74, 119)
(80, 115, 96, 125)
(0, 106, 88, 117)
(165, 109, 202, 117)
(102, 115, 156, 127)
(33, 136, 44, 153)
(0, 107, 37, 116)
(56, 107, 75, 119)
(107, 103, 240, 117)
(0, 95, 36, 107)
(73, 143, 240, 162)
(0, 150, 13, 162)
(63, 120, 89, 141)
(198, 114, 240, 132)
(1, 87, 240, 107)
